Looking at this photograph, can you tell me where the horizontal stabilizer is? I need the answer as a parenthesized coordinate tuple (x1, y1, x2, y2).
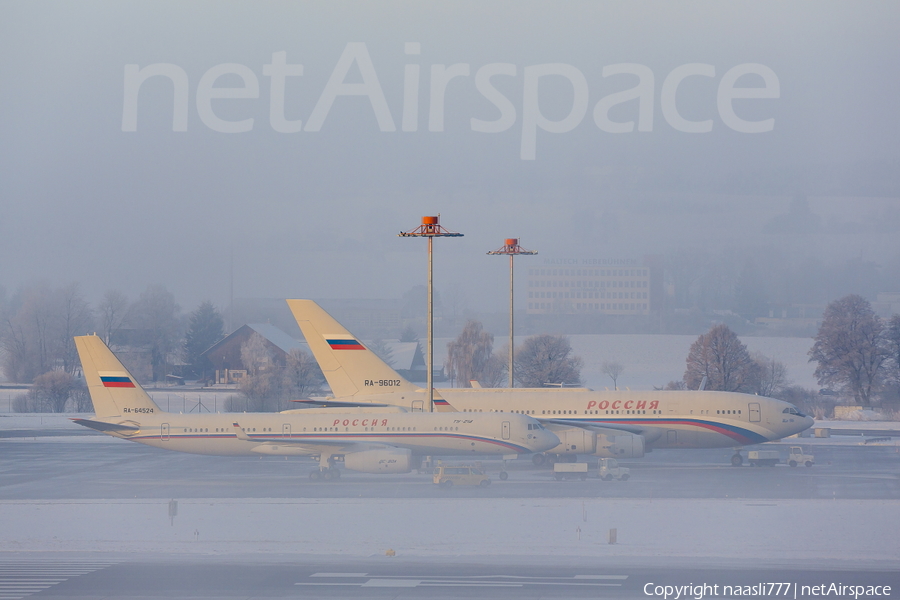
(71, 418, 140, 433)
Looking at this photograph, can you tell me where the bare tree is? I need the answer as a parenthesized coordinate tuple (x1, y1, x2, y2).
(238, 333, 281, 411)
(885, 314, 900, 387)
(684, 324, 759, 392)
(240, 332, 272, 376)
(129, 285, 181, 381)
(601, 361, 624, 390)
(97, 290, 129, 346)
(478, 350, 508, 389)
(515, 334, 583, 388)
(1, 316, 31, 383)
(283, 348, 325, 399)
(26, 371, 78, 413)
(17, 285, 59, 379)
(750, 351, 789, 397)
(809, 295, 887, 406)
(57, 283, 93, 375)
(2, 284, 90, 382)
(446, 320, 496, 387)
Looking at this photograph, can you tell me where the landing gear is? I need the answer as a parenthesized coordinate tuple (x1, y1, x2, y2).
(309, 466, 340, 481)
(499, 471, 509, 480)
(310, 454, 341, 482)
(532, 453, 546, 467)
(731, 453, 743, 467)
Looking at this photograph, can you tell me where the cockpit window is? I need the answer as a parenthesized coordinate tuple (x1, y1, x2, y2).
(782, 406, 808, 417)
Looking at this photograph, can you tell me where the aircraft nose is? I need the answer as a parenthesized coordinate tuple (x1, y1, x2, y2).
(535, 429, 560, 452)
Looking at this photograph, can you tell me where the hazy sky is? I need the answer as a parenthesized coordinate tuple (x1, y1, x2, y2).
(2, 1, 898, 311)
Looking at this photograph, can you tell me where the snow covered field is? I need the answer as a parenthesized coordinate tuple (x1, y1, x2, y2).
(1, 497, 896, 561)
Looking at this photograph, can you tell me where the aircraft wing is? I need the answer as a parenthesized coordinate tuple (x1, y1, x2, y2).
(290, 398, 396, 408)
(231, 422, 393, 456)
(539, 418, 646, 435)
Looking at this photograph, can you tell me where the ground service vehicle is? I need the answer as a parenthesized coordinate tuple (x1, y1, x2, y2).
(598, 458, 630, 480)
(788, 447, 814, 467)
(748, 450, 780, 466)
(553, 462, 589, 480)
(433, 465, 491, 487)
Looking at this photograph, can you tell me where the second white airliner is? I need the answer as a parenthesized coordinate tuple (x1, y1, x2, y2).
(287, 299, 814, 466)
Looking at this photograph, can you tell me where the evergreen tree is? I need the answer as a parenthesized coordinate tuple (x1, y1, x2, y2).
(183, 301, 224, 378)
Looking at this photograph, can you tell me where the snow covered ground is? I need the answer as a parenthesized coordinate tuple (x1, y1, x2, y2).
(1, 497, 896, 560)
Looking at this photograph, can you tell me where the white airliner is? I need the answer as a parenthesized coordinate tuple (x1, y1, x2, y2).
(72, 335, 559, 479)
(287, 299, 815, 466)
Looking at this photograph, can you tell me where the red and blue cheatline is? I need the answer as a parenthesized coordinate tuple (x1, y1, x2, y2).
(100, 375, 135, 388)
(326, 338, 366, 350)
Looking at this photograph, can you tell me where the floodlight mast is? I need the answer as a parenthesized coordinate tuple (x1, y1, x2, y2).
(399, 216, 463, 411)
(487, 238, 537, 388)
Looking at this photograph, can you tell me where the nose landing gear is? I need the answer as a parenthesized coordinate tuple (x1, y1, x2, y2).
(731, 450, 743, 467)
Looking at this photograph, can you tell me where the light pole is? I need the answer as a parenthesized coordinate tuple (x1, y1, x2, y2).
(487, 238, 537, 388)
(399, 216, 463, 411)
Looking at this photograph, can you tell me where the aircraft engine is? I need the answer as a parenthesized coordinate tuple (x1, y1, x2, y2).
(343, 448, 412, 474)
(545, 427, 597, 455)
(595, 433, 645, 458)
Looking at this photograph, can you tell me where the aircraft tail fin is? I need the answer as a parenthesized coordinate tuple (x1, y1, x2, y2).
(75, 335, 163, 418)
(287, 299, 420, 398)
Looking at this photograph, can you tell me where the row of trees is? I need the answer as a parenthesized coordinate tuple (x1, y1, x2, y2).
(227, 333, 325, 412)
(677, 294, 900, 411)
(677, 323, 790, 397)
(1, 282, 227, 386)
(445, 320, 583, 388)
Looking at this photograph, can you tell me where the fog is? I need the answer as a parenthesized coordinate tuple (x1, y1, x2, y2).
(3, 7, 900, 594)
(2, 1, 898, 312)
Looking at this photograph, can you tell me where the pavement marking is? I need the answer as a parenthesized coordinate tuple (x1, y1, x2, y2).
(297, 573, 627, 589)
(0, 559, 118, 600)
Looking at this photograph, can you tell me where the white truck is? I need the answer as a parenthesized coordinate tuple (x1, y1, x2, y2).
(787, 447, 814, 467)
(553, 462, 589, 481)
(747, 450, 780, 467)
(598, 458, 630, 481)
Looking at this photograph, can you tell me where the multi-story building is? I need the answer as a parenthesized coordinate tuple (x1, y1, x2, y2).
(526, 257, 660, 315)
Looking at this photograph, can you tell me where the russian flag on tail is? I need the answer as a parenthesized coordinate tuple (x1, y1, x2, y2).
(326, 338, 365, 350)
(100, 375, 135, 388)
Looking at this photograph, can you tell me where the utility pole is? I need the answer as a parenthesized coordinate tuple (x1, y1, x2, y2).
(487, 238, 537, 388)
(399, 216, 463, 411)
